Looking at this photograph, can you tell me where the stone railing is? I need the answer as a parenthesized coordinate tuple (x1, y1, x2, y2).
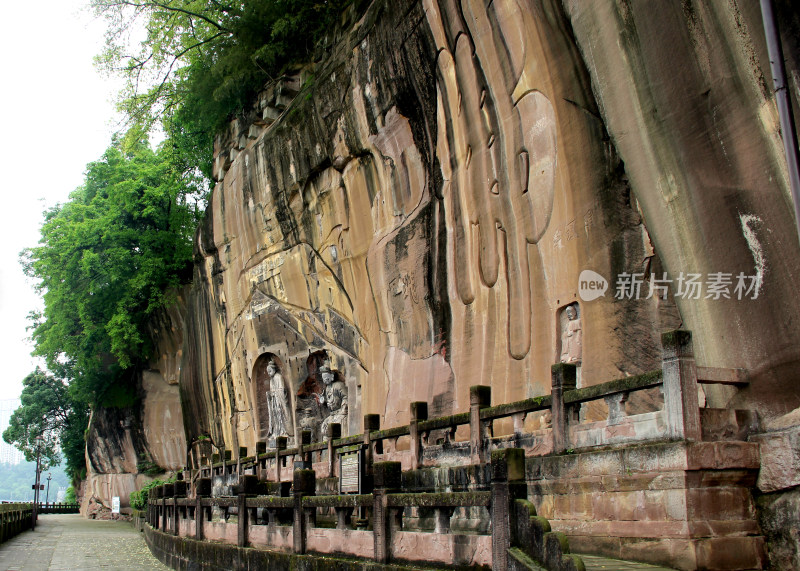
(148, 329, 754, 569)
(0, 503, 33, 544)
(37, 502, 80, 514)
(189, 330, 743, 482)
(147, 449, 583, 571)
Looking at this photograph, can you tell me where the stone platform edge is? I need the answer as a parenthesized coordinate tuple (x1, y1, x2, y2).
(143, 523, 486, 571)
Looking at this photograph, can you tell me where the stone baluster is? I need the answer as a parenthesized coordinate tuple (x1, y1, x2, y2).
(409, 402, 428, 470)
(292, 468, 315, 555)
(434, 506, 454, 534)
(661, 330, 701, 441)
(327, 422, 341, 478)
(513, 412, 528, 435)
(605, 392, 629, 425)
(491, 448, 526, 571)
(335, 506, 354, 530)
(551, 364, 577, 454)
(373, 461, 401, 564)
(470, 386, 491, 464)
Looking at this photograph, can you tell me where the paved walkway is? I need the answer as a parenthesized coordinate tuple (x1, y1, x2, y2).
(0, 514, 168, 570)
(579, 554, 677, 570)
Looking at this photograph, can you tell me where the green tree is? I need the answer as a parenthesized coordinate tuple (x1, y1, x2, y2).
(2, 368, 88, 476)
(23, 137, 202, 406)
(93, 0, 356, 177)
(15, 136, 202, 478)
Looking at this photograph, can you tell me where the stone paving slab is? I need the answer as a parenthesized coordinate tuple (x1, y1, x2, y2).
(578, 554, 677, 570)
(0, 514, 168, 571)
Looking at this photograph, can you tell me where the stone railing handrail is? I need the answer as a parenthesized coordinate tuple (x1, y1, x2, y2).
(0, 503, 33, 544)
(36, 502, 80, 514)
(147, 451, 584, 571)
(192, 329, 739, 474)
(563, 370, 663, 405)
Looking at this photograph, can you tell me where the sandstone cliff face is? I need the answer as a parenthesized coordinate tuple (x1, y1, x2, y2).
(181, 0, 686, 453)
(85, 0, 800, 487)
(565, 0, 800, 416)
(81, 293, 188, 516)
(79, 0, 800, 562)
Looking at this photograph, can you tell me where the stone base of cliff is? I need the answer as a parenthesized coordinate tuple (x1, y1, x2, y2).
(143, 524, 467, 571)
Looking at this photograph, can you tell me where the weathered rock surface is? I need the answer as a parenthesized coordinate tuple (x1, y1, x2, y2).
(81, 0, 800, 567)
(181, 0, 684, 457)
(81, 293, 188, 515)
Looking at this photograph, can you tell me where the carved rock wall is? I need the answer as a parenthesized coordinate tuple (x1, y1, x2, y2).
(565, 0, 800, 416)
(180, 0, 685, 453)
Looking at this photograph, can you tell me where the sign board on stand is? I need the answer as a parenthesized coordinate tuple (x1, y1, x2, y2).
(339, 448, 363, 494)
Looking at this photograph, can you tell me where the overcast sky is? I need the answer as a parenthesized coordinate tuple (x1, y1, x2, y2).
(0, 0, 122, 401)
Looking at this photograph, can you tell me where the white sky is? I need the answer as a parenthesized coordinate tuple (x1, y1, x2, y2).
(0, 0, 123, 400)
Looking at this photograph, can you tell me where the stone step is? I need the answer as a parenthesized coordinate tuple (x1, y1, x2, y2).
(578, 554, 678, 570)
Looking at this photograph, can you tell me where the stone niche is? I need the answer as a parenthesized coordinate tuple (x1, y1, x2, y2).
(180, 0, 681, 458)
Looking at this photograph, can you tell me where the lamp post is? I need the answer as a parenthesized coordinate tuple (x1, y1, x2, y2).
(45, 473, 52, 505)
(32, 435, 43, 529)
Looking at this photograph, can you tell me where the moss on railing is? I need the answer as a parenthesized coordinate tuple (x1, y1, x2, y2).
(563, 370, 662, 405)
(386, 491, 490, 508)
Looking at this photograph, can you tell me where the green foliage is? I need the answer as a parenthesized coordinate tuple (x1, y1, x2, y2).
(16, 136, 201, 479)
(93, 0, 356, 179)
(0, 460, 71, 503)
(2, 369, 89, 477)
(65, 485, 77, 504)
(22, 137, 202, 408)
(137, 454, 166, 477)
(129, 475, 176, 510)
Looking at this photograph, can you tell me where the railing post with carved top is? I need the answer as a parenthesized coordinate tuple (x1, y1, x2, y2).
(195, 477, 210, 540)
(275, 436, 287, 482)
(491, 448, 526, 571)
(410, 402, 428, 470)
(662, 330, 701, 441)
(237, 475, 259, 547)
(327, 422, 341, 478)
(470, 386, 491, 464)
(292, 469, 315, 554)
(551, 363, 577, 454)
(373, 461, 401, 564)
(173, 478, 186, 536)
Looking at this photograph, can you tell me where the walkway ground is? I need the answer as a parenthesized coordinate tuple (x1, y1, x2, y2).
(578, 554, 677, 570)
(0, 514, 168, 571)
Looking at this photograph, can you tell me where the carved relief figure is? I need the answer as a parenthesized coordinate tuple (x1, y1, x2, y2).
(318, 365, 348, 439)
(266, 360, 292, 440)
(560, 304, 582, 364)
(296, 352, 326, 442)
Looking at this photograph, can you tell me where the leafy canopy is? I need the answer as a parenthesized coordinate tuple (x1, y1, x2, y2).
(22, 137, 202, 407)
(2, 368, 89, 476)
(93, 0, 353, 177)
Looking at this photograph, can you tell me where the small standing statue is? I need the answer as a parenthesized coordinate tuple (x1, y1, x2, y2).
(560, 304, 582, 364)
(266, 360, 292, 440)
(318, 365, 348, 439)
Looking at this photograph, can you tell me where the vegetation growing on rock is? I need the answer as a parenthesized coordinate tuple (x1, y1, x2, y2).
(93, 0, 359, 178)
(7, 137, 202, 479)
